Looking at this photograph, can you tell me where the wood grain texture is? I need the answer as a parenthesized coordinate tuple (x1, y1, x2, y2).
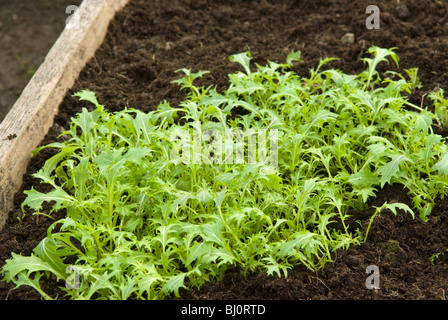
(0, 0, 130, 230)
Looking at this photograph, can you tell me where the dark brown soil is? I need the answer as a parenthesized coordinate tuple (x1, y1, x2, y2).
(1, 0, 448, 300)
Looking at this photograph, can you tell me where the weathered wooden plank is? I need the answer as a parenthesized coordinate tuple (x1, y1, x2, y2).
(0, 0, 130, 230)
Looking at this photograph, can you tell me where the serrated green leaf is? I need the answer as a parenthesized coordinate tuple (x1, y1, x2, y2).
(186, 242, 214, 267)
(303, 109, 337, 134)
(413, 111, 434, 133)
(431, 152, 448, 175)
(161, 272, 188, 297)
(22, 187, 75, 213)
(172, 68, 210, 87)
(351, 186, 377, 203)
(210, 247, 237, 267)
(80, 270, 121, 300)
(362, 46, 399, 88)
(154, 102, 179, 124)
(74, 90, 100, 107)
(376, 201, 414, 219)
(137, 265, 163, 294)
(71, 107, 97, 135)
(286, 50, 302, 66)
(262, 255, 292, 278)
(34, 237, 71, 280)
(196, 189, 213, 204)
(420, 135, 442, 163)
(381, 108, 411, 129)
(378, 154, 411, 187)
(133, 111, 155, 143)
(33, 146, 78, 184)
(1, 253, 61, 282)
(277, 232, 318, 258)
(347, 169, 379, 188)
(201, 221, 225, 247)
(228, 79, 266, 95)
(229, 51, 252, 75)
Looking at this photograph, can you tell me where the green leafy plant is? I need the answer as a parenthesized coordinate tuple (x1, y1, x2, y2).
(2, 47, 448, 300)
(429, 88, 448, 128)
(429, 248, 448, 265)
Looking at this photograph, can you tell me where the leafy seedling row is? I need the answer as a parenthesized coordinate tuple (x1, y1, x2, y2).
(2, 47, 448, 300)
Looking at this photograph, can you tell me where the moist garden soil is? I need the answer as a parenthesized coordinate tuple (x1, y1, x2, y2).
(1, 0, 448, 300)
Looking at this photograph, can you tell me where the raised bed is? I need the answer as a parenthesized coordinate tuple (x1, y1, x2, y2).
(1, 0, 448, 301)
